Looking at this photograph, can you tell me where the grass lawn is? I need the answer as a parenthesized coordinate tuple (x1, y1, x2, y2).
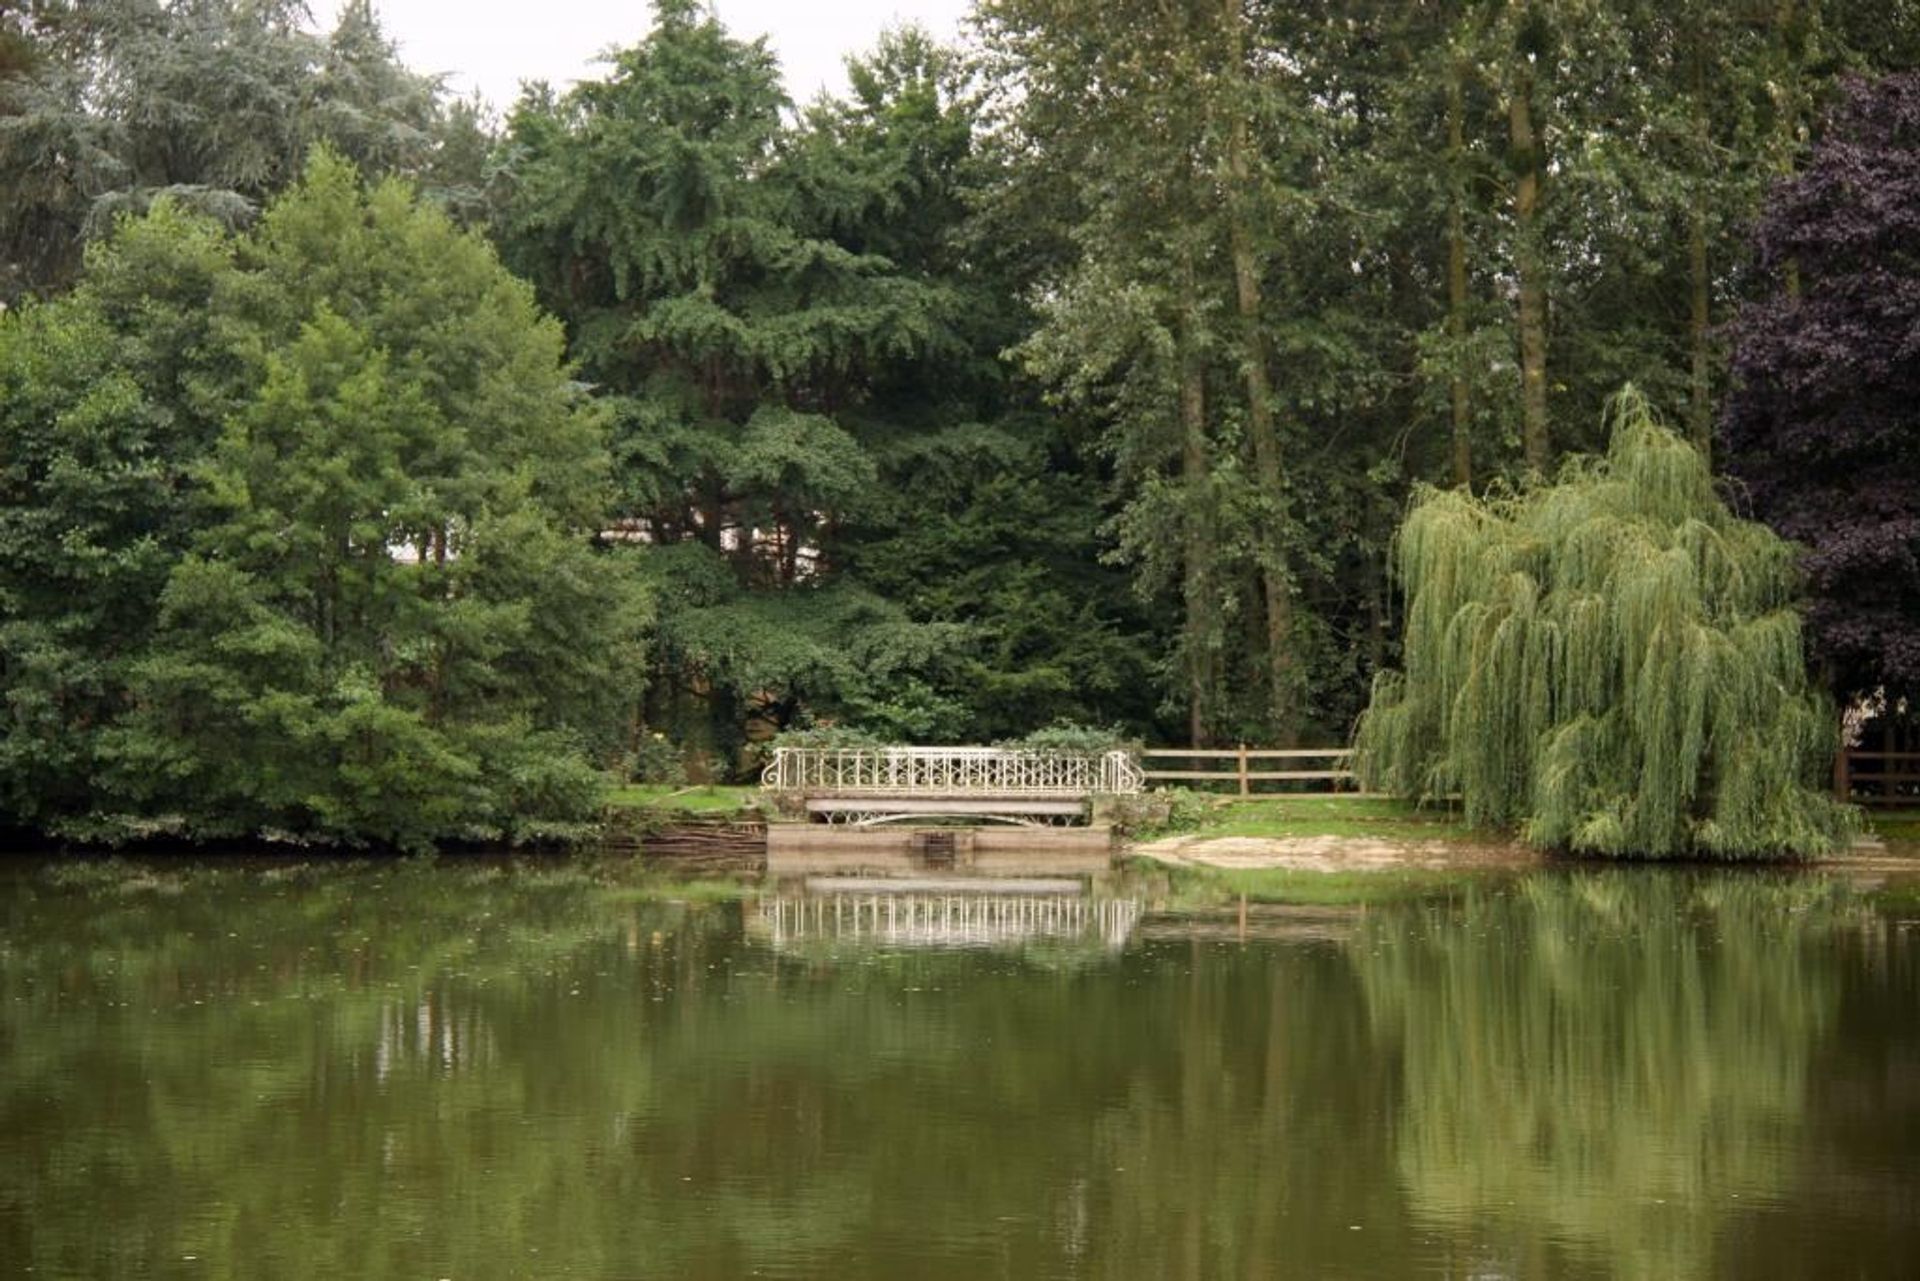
(1868, 809, 1920, 842)
(1165, 792, 1480, 842)
(605, 783, 761, 815)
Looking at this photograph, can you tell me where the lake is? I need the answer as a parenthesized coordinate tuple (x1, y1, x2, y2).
(2, 857, 1916, 1278)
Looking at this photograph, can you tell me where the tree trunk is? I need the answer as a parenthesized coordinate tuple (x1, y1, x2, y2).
(1688, 42, 1714, 462)
(1178, 251, 1214, 749)
(1447, 58, 1474, 489)
(1775, 0, 1804, 299)
(1688, 194, 1712, 462)
(1509, 48, 1550, 475)
(1221, 0, 1295, 743)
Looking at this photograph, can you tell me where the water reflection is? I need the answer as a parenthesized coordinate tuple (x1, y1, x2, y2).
(1354, 872, 1875, 1279)
(0, 859, 1913, 1279)
(753, 892, 1141, 951)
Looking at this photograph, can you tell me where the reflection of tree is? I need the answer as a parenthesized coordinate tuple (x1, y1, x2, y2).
(0, 859, 740, 1278)
(1352, 872, 1857, 1279)
(1720, 902, 1920, 1276)
(2, 863, 1906, 1278)
(0, 861, 1421, 1277)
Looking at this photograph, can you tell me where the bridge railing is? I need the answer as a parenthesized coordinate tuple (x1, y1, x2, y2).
(761, 746, 1144, 796)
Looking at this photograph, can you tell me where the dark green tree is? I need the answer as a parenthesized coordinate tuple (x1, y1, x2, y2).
(0, 0, 457, 303)
(0, 202, 242, 824)
(0, 151, 646, 848)
(495, 8, 1160, 758)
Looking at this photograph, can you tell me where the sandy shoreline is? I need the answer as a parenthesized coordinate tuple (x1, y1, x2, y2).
(1129, 832, 1920, 874)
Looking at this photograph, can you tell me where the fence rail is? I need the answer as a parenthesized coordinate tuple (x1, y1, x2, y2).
(1141, 747, 1361, 797)
(1838, 750, 1920, 807)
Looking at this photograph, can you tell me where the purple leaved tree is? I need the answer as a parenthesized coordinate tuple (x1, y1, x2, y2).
(1722, 72, 1920, 705)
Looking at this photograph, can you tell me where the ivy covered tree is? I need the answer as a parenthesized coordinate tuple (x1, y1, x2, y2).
(0, 151, 647, 849)
(1356, 392, 1851, 858)
(1722, 71, 1920, 706)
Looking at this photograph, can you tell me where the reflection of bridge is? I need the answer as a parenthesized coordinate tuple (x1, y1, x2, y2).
(753, 891, 1142, 951)
(760, 746, 1144, 827)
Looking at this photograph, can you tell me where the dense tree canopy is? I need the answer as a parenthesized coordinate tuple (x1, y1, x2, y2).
(979, 0, 1920, 749)
(0, 152, 645, 849)
(5, 0, 1920, 840)
(0, 0, 466, 303)
(1356, 394, 1851, 858)
(495, 3, 1158, 766)
(1723, 71, 1920, 706)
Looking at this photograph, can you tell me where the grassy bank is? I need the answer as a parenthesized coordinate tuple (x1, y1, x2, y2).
(1152, 794, 1920, 851)
(1869, 809, 1920, 843)
(606, 784, 761, 816)
(1140, 792, 1478, 842)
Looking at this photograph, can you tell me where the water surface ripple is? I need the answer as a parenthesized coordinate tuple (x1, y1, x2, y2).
(2, 859, 1915, 1279)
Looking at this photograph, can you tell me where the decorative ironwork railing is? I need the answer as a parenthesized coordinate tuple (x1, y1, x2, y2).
(761, 746, 1144, 796)
(755, 893, 1142, 952)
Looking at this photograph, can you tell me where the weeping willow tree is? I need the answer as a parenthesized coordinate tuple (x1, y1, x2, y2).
(1355, 390, 1854, 858)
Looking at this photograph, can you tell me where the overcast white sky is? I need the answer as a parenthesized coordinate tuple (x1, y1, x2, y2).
(311, 1, 974, 112)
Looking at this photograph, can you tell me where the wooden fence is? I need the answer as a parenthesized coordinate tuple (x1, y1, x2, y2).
(1140, 747, 1364, 797)
(1837, 750, 1920, 807)
(1142, 747, 1920, 807)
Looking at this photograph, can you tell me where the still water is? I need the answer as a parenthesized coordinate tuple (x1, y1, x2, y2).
(1, 858, 1916, 1279)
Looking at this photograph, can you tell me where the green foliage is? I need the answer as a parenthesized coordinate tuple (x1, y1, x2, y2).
(495, 9, 1163, 759)
(999, 721, 1132, 756)
(0, 0, 467, 302)
(767, 725, 888, 750)
(1108, 787, 1215, 839)
(1355, 390, 1853, 858)
(0, 152, 647, 849)
(631, 733, 687, 785)
(641, 541, 967, 745)
(11, 0, 1918, 812)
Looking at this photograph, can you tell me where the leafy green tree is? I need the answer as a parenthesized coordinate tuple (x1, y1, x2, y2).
(797, 28, 1166, 740)
(0, 202, 242, 825)
(0, 0, 455, 302)
(493, 4, 947, 758)
(982, 0, 1317, 745)
(1355, 391, 1850, 858)
(107, 153, 644, 848)
(0, 151, 646, 848)
(495, 8, 1160, 758)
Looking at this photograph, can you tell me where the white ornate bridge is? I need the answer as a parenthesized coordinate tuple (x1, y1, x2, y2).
(760, 746, 1144, 826)
(754, 891, 1143, 951)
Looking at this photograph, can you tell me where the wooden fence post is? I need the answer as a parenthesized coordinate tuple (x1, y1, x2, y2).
(1834, 746, 1850, 802)
(1237, 743, 1249, 797)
